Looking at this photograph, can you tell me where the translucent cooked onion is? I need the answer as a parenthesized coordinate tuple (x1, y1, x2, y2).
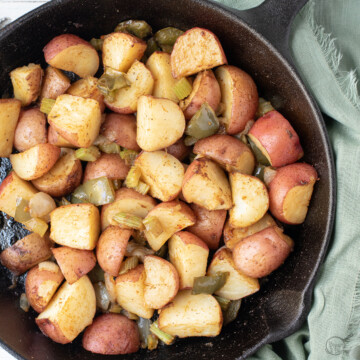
(29, 192, 56, 222)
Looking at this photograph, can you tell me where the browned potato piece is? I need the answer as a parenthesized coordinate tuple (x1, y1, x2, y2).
(67, 76, 105, 112)
(10, 144, 61, 181)
(0, 233, 52, 275)
(36, 275, 96, 344)
(0, 99, 21, 157)
(96, 226, 132, 277)
(101, 188, 157, 231)
(52, 246, 96, 284)
(48, 126, 75, 148)
(40, 66, 70, 100)
(101, 113, 140, 151)
(180, 70, 221, 120)
(25, 261, 64, 312)
(10, 63, 43, 106)
(193, 134, 255, 174)
(171, 27, 227, 78)
(165, 138, 190, 161)
(14, 108, 47, 152)
(32, 149, 82, 197)
(50, 203, 100, 250)
(233, 226, 294, 278)
(207, 247, 259, 300)
(158, 290, 222, 337)
(223, 213, 277, 250)
(115, 264, 154, 319)
(182, 157, 232, 211)
(83, 314, 140, 355)
(83, 153, 129, 183)
(188, 204, 226, 249)
(143, 255, 179, 309)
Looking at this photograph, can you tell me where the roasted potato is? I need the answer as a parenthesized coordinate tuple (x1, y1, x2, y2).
(0, 99, 21, 157)
(0, 233, 52, 275)
(50, 203, 100, 250)
(43, 34, 99, 78)
(25, 261, 64, 312)
(32, 149, 82, 197)
(136, 95, 185, 151)
(36, 275, 96, 344)
(104, 272, 117, 304)
(165, 138, 190, 161)
(40, 66, 70, 100)
(10, 144, 61, 181)
(47, 126, 76, 148)
(82, 314, 140, 355)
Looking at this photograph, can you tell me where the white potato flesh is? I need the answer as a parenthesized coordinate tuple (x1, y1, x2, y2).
(135, 151, 184, 201)
(207, 247, 259, 300)
(136, 95, 185, 151)
(158, 290, 222, 337)
(229, 173, 269, 228)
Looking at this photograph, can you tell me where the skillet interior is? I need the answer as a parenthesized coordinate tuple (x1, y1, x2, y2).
(0, 0, 335, 359)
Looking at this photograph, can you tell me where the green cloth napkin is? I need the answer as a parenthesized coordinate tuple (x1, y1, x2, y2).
(213, 0, 360, 359)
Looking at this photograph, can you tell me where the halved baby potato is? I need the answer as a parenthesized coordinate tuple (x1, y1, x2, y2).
(48, 126, 76, 148)
(165, 138, 190, 162)
(10, 144, 61, 181)
(136, 95, 185, 151)
(40, 66, 71, 101)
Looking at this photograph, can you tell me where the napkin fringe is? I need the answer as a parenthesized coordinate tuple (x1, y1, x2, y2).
(304, 1, 360, 111)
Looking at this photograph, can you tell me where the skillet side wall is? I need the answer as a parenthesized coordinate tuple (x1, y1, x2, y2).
(0, 0, 334, 359)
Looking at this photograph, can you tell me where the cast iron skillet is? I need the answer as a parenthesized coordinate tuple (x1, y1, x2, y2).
(0, 0, 335, 359)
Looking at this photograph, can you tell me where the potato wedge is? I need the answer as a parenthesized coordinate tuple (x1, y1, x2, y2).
(101, 188, 157, 230)
(48, 126, 75, 148)
(83, 314, 140, 355)
(171, 27, 227, 78)
(180, 70, 221, 120)
(52, 246, 96, 284)
(25, 261, 64, 312)
(193, 134, 255, 174)
(215, 65, 258, 134)
(223, 213, 276, 250)
(101, 113, 140, 151)
(36, 275, 96, 344)
(48, 94, 102, 148)
(32, 149, 82, 197)
(10, 63, 43, 106)
(43, 34, 99, 78)
(229, 173, 269, 228)
(165, 138, 190, 161)
(168, 231, 209, 289)
(188, 204, 226, 249)
(97, 226, 132, 276)
(14, 108, 47, 152)
(115, 264, 154, 319)
(50, 203, 100, 250)
(182, 158, 232, 211)
(0, 99, 21, 157)
(146, 51, 178, 102)
(40, 66, 70, 100)
(143, 201, 196, 251)
(10, 144, 61, 181)
(105, 60, 154, 114)
(207, 247, 259, 300)
(102, 32, 146, 72)
(158, 290, 222, 337)
(135, 151, 184, 201)
(0, 233, 52, 275)
(143, 255, 179, 309)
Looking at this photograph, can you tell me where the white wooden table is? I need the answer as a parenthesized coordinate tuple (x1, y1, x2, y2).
(1, 5, 50, 360)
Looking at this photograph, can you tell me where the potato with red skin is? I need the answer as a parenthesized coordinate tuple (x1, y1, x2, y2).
(268, 163, 318, 224)
(83, 153, 129, 182)
(25, 261, 64, 313)
(96, 226, 132, 277)
(188, 204, 226, 249)
(14, 108, 47, 152)
(180, 70, 221, 120)
(248, 110, 304, 167)
(40, 66, 70, 100)
(165, 138, 190, 161)
(82, 314, 140, 355)
(101, 113, 140, 151)
(215, 65, 258, 134)
(232, 226, 294, 278)
(52, 246, 96, 284)
(43, 34, 99, 78)
(47, 126, 75, 148)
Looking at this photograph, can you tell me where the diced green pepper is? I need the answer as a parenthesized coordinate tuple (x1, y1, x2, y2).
(223, 299, 242, 326)
(90, 38, 104, 51)
(247, 136, 271, 166)
(214, 295, 231, 312)
(154, 27, 183, 46)
(145, 37, 161, 58)
(97, 67, 131, 101)
(253, 164, 266, 182)
(137, 317, 151, 349)
(192, 272, 229, 295)
(98, 142, 120, 154)
(88, 264, 105, 283)
(115, 20, 152, 39)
